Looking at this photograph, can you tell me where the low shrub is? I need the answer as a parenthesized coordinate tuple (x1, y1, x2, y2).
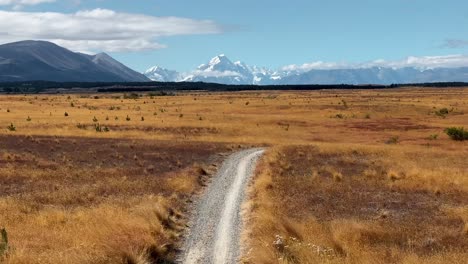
(7, 123, 15, 131)
(435, 107, 452, 118)
(0, 228, 8, 257)
(386, 136, 399, 144)
(444, 127, 468, 141)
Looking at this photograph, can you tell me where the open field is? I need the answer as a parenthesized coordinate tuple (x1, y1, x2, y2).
(0, 87, 467, 263)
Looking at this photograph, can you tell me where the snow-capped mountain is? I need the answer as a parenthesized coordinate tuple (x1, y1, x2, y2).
(144, 66, 180, 82)
(144, 54, 468, 85)
(181, 54, 254, 84)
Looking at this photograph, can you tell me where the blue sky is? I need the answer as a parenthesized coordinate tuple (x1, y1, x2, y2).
(1, 0, 468, 72)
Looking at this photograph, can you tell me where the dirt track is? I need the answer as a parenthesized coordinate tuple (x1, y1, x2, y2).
(181, 148, 264, 264)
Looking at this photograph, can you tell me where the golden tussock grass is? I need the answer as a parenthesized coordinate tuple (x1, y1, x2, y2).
(244, 144, 468, 264)
(0, 135, 226, 263)
(0, 87, 467, 263)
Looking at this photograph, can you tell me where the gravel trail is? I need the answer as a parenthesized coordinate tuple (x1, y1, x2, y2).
(181, 148, 264, 264)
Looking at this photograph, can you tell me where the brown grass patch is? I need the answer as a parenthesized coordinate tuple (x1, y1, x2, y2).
(0, 135, 227, 263)
(244, 144, 468, 263)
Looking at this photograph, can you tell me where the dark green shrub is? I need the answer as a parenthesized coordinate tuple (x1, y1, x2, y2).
(94, 123, 109, 133)
(0, 228, 8, 257)
(386, 136, 399, 144)
(444, 127, 468, 141)
(435, 108, 451, 118)
(7, 123, 15, 131)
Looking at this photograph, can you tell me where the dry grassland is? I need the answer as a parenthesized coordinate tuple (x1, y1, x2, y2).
(0, 87, 467, 263)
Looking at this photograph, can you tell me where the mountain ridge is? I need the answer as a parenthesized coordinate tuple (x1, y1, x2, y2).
(0, 40, 150, 82)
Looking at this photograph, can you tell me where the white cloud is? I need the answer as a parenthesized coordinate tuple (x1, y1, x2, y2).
(0, 0, 55, 10)
(190, 70, 241, 78)
(282, 55, 468, 72)
(0, 0, 55, 5)
(0, 8, 223, 52)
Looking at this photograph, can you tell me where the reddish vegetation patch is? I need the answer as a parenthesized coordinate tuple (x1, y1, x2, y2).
(269, 145, 468, 255)
(0, 135, 227, 205)
(106, 125, 221, 135)
(345, 118, 436, 131)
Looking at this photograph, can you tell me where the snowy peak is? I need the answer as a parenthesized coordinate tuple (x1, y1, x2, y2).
(144, 65, 179, 82)
(185, 54, 256, 84)
(198, 54, 240, 72)
(209, 54, 228, 65)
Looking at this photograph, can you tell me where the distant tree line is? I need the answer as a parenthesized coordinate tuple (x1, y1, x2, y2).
(0, 81, 466, 94)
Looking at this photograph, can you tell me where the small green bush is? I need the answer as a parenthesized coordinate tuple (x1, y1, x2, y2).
(435, 107, 452, 118)
(386, 136, 399, 144)
(94, 123, 109, 132)
(7, 123, 15, 131)
(0, 228, 8, 257)
(444, 127, 468, 141)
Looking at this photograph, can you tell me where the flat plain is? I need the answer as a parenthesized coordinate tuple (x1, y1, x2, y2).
(0, 87, 467, 263)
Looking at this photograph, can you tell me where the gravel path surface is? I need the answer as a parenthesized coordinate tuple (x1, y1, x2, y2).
(180, 148, 264, 264)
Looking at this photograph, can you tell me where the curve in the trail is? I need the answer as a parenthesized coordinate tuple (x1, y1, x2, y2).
(181, 148, 264, 264)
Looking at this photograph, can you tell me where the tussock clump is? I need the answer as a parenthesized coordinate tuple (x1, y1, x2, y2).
(332, 171, 343, 182)
(330, 220, 402, 258)
(386, 169, 405, 181)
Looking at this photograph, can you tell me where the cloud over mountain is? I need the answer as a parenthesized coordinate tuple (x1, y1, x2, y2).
(282, 55, 468, 72)
(0, 8, 223, 52)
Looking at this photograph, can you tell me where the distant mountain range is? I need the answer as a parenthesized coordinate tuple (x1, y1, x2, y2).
(1, 40, 468, 85)
(144, 54, 468, 85)
(0, 40, 149, 82)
